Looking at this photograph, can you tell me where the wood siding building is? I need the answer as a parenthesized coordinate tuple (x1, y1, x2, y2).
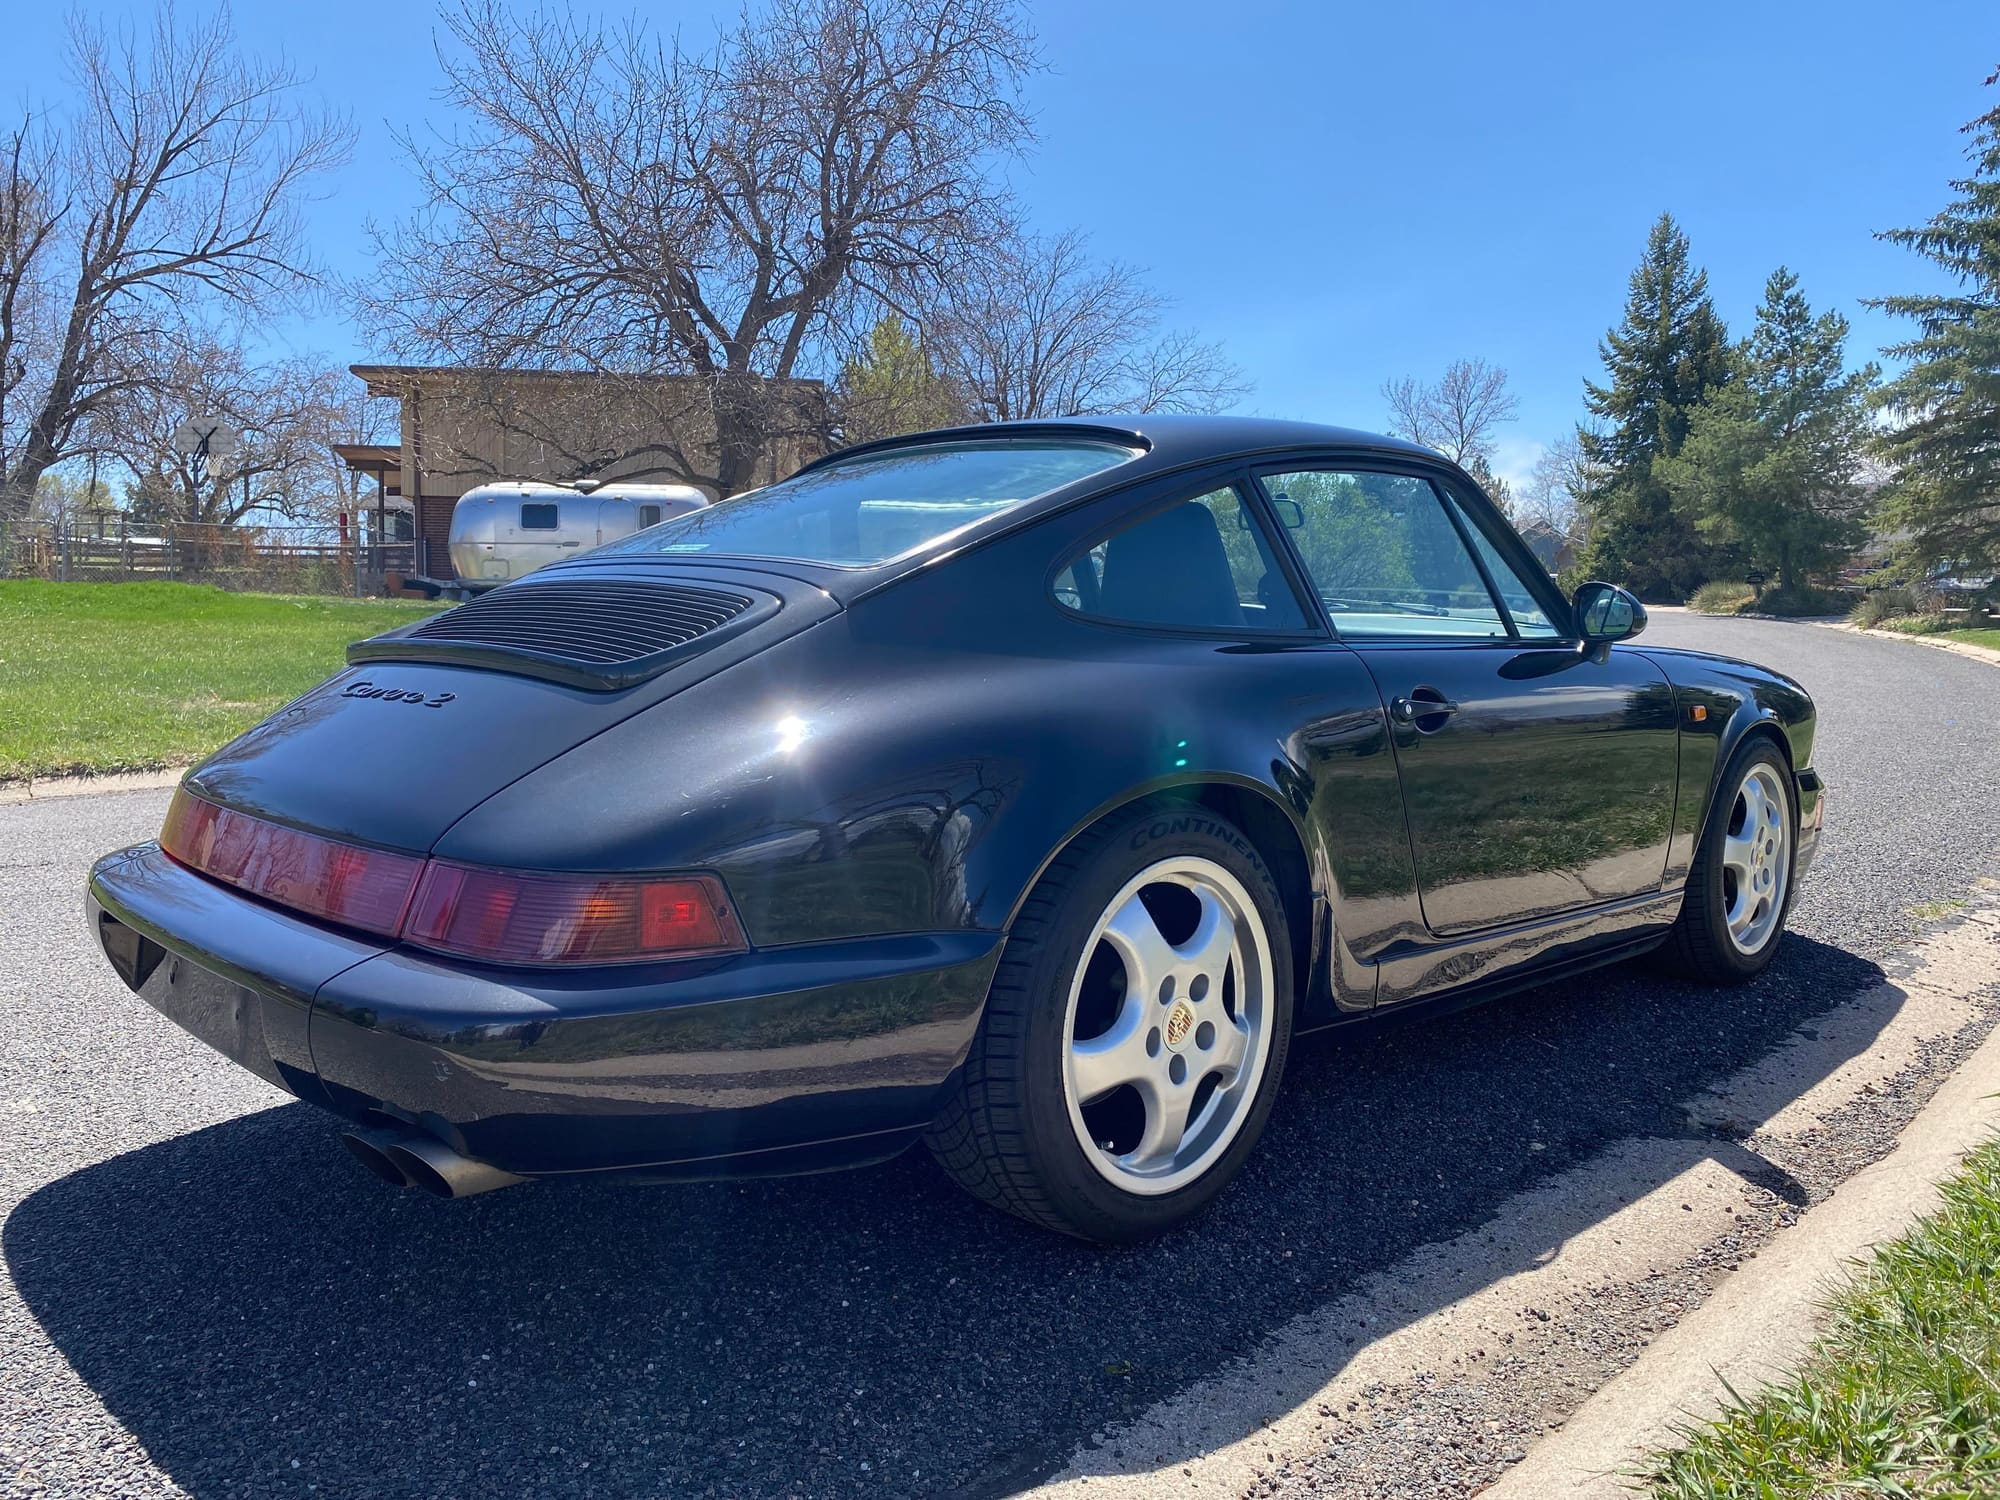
(343, 366, 826, 580)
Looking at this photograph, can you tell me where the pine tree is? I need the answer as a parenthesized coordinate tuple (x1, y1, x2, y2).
(1658, 269, 1876, 592)
(1573, 215, 1733, 599)
(835, 316, 966, 446)
(1869, 73, 2000, 577)
(1463, 454, 1517, 518)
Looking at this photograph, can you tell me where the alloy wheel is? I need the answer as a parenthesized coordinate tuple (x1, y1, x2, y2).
(1721, 762, 1790, 955)
(1060, 857, 1274, 1196)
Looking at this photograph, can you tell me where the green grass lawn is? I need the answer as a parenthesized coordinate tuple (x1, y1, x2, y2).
(1646, 1135, 2000, 1497)
(0, 580, 440, 782)
(1872, 616, 2000, 651)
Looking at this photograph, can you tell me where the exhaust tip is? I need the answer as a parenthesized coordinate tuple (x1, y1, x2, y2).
(383, 1135, 524, 1200)
(383, 1142, 453, 1198)
(340, 1128, 414, 1188)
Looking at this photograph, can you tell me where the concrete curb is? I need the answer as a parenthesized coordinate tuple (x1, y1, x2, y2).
(0, 768, 184, 805)
(1815, 620, 2000, 668)
(1485, 939, 2000, 1498)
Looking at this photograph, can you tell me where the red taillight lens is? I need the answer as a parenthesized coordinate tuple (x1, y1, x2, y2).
(403, 863, 744, 965)
(159, 788, 425, 938)
(159, 789, 746, 965)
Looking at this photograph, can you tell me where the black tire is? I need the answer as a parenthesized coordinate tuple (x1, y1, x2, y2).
(1659, 736, 1797, 984)
(926, 802, 1294, 1243)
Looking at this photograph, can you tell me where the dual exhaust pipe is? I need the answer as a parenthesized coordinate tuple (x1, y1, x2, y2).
(339, 1126, 524, 1199)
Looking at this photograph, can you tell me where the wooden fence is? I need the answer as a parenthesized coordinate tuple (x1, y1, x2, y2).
(4, 522, 418, 597)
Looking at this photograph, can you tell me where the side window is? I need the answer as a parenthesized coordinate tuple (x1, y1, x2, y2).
(1261, 469, 1506, 638)
(520, 502, 559, 531)
(1054, 484, 1308, 632)
(638, 504, 663, 528)
(1440, 491, 1564, 640)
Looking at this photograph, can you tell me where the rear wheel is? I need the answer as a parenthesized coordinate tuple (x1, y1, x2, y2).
(927, 804, 1293, 1242)
(1661, 738, 1796, 983)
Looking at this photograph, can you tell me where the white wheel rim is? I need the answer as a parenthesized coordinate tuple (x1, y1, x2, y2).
(1721, 763, 1790, 956)
(1060, 857, 1275, 1197)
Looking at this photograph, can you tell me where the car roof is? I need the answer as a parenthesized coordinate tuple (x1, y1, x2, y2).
(796, 413, 1441, 476)
(563, 414, 1460, 604)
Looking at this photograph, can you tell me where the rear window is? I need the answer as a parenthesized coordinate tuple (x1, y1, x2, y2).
(597, 439, 1138, 567)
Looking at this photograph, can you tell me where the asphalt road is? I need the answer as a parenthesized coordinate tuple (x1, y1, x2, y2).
(3, 614, 1997, 1500)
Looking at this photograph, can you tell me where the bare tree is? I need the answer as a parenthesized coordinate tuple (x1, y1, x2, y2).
(363, 0, 1036, 495)
(0, 118, 63, 499)
(0, 7, 349, 526)
(92, 332, 362, 524)
(1381, 357, 1520, 467)
(929, 229, 1247, 421)
(1521, 432, 1598, 537)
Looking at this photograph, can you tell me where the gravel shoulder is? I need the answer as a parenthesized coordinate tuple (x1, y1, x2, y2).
(1028, 891, 2000, 1499)
(2, 612, 1997, 1500)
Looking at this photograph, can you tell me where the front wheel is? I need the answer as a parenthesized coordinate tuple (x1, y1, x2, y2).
(1661, 738, 1796, 983)
(926, 804, 1293, 1243)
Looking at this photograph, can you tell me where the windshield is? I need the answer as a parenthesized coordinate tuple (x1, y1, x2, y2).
(596, 438, 1138, 567)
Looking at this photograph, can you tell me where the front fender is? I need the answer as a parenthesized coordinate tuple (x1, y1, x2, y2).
(1634, 644, 1817, 886)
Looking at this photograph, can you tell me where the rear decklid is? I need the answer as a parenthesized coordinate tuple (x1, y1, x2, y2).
(183, 562, 838, 853)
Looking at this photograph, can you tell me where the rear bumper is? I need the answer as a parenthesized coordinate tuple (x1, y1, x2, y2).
(88, 844, 1002, 1179)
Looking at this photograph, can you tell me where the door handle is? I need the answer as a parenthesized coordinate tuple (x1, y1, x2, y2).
(1391, 693, 1460, 726)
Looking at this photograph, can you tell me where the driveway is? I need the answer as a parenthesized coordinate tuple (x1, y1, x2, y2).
(3, 613, 1997, 1500)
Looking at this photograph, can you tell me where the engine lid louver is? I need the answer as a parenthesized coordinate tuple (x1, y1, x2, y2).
(348, 576, 776, 690)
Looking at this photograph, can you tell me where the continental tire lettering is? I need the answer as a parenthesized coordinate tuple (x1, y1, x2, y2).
(1128, 813, 1255, 862)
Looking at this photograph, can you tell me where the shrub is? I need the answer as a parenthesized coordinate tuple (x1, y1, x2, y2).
(1849, 587, 1923, 628)
(1756, 584, 1854, 617)
(1689, 581, 1756, 615)
(1878, 613, 1951, 635)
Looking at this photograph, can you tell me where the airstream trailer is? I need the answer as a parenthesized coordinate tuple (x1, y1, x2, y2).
(446, 480, 709, 592)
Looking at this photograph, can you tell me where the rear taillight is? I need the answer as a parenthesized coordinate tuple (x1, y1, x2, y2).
(404, 863, 743, 965)
(157, 787, 745, 964)
(160, 788, 425, 937)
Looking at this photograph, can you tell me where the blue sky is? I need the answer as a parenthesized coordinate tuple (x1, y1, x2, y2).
(4, 0, 1993, 488)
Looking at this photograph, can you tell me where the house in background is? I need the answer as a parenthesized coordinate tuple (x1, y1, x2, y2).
(326, 441, 413, 547)
(337, 365, 826, 585)
(1517, 516, 1577, 577)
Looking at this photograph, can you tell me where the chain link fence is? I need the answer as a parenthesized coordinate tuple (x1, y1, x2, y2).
(2, 519, 419, 597)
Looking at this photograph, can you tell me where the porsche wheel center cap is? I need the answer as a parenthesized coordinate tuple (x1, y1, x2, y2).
(1164, 998, 1197, 1050)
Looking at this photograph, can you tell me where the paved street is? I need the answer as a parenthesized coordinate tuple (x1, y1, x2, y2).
(3, 614, 1998, 1500)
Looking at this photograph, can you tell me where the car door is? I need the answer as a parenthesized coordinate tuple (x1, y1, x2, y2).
(1255, 459, 1679, 938)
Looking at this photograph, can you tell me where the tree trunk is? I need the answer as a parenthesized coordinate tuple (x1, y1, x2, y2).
(711, 374, 765, 498)
(1, 438, 60, 528)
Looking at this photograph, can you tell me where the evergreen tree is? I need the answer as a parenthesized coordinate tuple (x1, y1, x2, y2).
(835, 316, 966, 446)
(1464, 454, 1517, 518)
(1658, 269, 1877, 591)
(1869, 73, 2000, 577)
(1573, 215, 1733, 599)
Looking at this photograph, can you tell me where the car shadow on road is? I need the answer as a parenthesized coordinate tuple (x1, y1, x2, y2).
(7, 935, 1895, 1500)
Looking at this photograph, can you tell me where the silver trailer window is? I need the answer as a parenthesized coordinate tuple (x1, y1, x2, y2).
(520, 503, 559, 530)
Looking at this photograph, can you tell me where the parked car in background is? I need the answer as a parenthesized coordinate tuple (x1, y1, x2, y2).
(447, 480, 708, 593)
(88, 416, 1824, 1243)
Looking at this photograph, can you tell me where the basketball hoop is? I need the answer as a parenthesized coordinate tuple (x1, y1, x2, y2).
(172, 417, 241, 485)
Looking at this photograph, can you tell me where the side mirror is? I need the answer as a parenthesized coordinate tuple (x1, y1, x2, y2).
(1572, 581, 1646, 650)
